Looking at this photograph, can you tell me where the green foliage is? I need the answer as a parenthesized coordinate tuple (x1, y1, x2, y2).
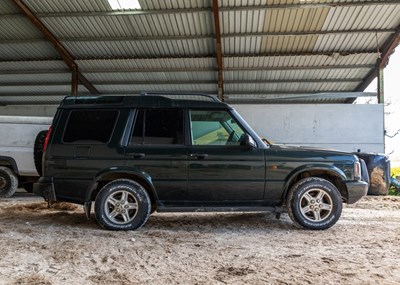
(391, 167, 400, 178)
(389, 167, 400, 196)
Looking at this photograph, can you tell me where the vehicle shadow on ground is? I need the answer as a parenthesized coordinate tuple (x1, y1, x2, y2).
(0, 200, 295, 233)
(144, 211, 295, 232)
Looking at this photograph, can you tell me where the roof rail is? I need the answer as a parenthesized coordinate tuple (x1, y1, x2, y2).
(140, 91, 220, 102)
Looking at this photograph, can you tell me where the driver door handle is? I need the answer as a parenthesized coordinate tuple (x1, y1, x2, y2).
(126, 152, 145, 159)
(189, 153, 208, 159)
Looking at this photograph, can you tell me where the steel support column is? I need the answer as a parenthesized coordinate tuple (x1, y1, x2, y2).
(71, 67, 79, 96)
(213, 0, 224, 102)
(377, 60, 384, 104)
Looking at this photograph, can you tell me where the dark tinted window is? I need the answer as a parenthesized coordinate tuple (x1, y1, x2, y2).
(63, 110, 118, 143)
(131, 109, 183, 145)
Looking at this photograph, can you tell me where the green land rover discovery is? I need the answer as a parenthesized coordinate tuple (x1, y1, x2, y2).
(34, 93, 368, 231)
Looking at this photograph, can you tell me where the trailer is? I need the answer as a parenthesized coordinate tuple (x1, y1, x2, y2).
(0, 116, 51, 197)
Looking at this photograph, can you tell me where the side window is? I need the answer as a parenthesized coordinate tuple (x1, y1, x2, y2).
(190, 110, 245, 146)
(130, 109, 184, 145)
(63, 110, 118, 143)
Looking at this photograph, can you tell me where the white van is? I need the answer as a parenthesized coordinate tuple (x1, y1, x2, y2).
(0, 116, 51, 197)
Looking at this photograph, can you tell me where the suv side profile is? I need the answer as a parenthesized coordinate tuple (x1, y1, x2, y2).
(34, 93, 368, 231)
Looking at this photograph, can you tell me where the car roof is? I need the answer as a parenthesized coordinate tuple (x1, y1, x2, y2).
(60, 94, 231, 109)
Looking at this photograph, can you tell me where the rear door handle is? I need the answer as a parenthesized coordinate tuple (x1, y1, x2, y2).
(189, 153, 208, 159)
(126, 153, 145, 159)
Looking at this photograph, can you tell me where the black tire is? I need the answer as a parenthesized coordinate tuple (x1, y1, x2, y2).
(286, 177, 342, 230)
(34, 130, 47, 176)
(95, 179, 151, 230)
(0, 166, 18, 198)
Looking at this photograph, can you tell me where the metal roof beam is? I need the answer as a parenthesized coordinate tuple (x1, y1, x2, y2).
(219, 1, 400, 11)
(1, 29, 395, 44)
(226, 92, 376, 98)
(11, 0, 99, 95)
(356, 23, 400, 93)
(225, 64, 375, 71)
(0, 78, 362, 87)
(379, 24, 400, 69)
(0, 51, 376, 62)
(0, 91, 374, 98)
(0, 64, 374, 75)
(226, 90, 356, 96)
(0, 52, 378, 62)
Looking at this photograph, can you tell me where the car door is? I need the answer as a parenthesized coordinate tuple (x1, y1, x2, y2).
(187, 109, 265, 205)
(124, 109, 188, 206)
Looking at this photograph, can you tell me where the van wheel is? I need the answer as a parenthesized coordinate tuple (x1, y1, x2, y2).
(286, 177, 342, 230)
(0, 167, 18, 198)
(95, 179, 151, 230)
(34, 130, 47, 176)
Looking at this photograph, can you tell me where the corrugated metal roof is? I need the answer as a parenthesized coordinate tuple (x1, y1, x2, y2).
(84, 71, 216, 82)
(0, 18, 43, 39)
(0, 0, 399, 105)
(223, 53, 379, 67)
(63, 39, 215, 58)
(41, 13, 214, 38)
(0, 42, 58, 61)
(0, 95, 66, 105)
(0, 60, 67, 71)
(0, 73, 70, 84)
(77, 57, 216, 70)
(223, 68, 370, 81)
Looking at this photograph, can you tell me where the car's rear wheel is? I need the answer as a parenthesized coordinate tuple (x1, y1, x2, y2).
(95, 179, 151, 230)
(286, 177, 342, 230)
(0, 166, 18, 198)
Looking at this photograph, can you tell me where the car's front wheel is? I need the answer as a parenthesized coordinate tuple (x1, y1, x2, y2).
(286, 177, 342, 230)
(95, 179, 151, 230)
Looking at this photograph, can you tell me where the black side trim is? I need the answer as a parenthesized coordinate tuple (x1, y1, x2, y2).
(156, 206, 279, 213)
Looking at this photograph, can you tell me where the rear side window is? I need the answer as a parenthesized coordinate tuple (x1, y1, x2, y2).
(130, 109, 184, 145)
(63, 110, 118, 143)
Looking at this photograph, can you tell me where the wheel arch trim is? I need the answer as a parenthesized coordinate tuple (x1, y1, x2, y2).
(85, 166, 157, 202)
(0, 156, 18, 174)
(281, 164, 347, 203)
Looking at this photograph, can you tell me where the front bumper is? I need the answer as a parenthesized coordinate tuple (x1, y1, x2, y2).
(33, 176, 56, 202)
(345, 180, 368, 204)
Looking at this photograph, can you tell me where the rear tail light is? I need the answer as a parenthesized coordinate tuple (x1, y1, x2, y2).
(43, 126, 53, 153)
(354, 161, 361, 180)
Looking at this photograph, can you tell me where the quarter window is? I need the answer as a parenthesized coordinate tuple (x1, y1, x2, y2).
(131, 109, 184, 145)
(63, 110, 118, 143)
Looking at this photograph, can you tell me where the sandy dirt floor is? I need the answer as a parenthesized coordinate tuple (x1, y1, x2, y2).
(0, 191, 400, 285)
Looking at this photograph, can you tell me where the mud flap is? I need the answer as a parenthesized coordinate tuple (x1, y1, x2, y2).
(83, 201, 92, 220)
(33, 177, 56, 207)
(275, 206, 283, 219)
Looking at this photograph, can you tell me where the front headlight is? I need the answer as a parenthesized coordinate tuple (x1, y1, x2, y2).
(354, 161, 361, 180)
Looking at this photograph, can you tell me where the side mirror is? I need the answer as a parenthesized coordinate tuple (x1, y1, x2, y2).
(240, 134, 256, 149)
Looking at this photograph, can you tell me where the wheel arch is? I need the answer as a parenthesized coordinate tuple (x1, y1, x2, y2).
(281, 164, 348, 204)
(85, 167, 158, 207)
(0, 156, 18, 174)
